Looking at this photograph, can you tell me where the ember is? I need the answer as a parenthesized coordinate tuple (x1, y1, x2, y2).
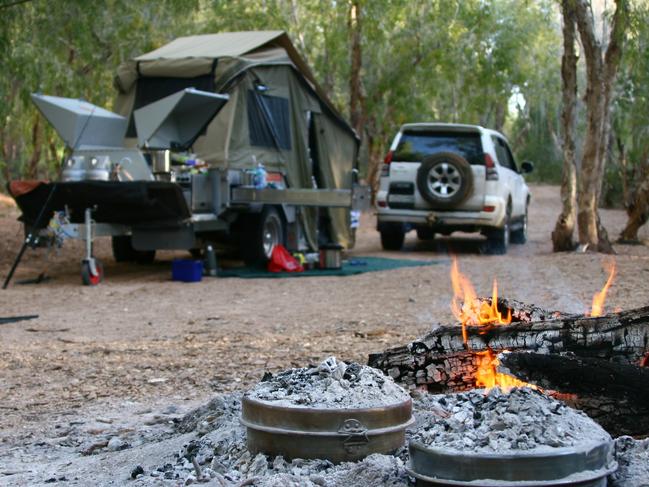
(474, 349, 533, 390)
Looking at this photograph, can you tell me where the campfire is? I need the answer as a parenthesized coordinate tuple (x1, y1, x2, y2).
(369, 257, 649, 437)
(450, 258, 529, 391)
(589, 257, 616, 317)
(447, 257, 623, 392)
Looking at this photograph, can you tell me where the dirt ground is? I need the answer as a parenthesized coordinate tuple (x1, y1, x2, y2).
(1, 184, 649, 484)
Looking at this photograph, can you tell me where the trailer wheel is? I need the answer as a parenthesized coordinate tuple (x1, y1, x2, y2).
(241, 206, 285, 267)
(81, 259, 103, 286)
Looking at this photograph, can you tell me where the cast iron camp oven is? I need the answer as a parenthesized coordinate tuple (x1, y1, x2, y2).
(241, 395, 413, 463)
(407, 438, 616, 487)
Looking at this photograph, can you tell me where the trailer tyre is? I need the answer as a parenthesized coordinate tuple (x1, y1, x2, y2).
(241, 206, 285, 267)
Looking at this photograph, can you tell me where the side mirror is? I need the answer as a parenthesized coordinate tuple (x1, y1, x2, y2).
(521, 161, 534, 174)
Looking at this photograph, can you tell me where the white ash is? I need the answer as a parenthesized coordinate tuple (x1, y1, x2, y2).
(245, 357, 410, 409)
(131, 392, 409, 486)
(609, 436, 649, 487)
(411, 387, 611, 453)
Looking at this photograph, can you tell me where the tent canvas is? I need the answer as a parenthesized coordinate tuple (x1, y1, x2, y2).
(113, 31, 359, 249)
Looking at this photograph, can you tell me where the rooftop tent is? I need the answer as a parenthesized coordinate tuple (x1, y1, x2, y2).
(113, 31, 359, 249)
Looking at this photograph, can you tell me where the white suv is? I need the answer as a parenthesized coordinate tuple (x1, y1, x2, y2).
(376, 123, 533, 254)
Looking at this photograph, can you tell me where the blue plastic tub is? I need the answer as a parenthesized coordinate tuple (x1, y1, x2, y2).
(172, 259, 203, 282)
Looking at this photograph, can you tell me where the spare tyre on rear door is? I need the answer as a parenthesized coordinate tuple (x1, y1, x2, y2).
(416, 152, 473, 209)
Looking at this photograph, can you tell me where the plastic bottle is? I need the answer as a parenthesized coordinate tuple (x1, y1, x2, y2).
(254, 162, 267, 189)
(204, 244, 217, 277)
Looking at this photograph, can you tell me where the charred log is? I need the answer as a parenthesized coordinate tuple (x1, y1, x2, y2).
(368, 301, 649, 392)
(498, 352, 649, 437)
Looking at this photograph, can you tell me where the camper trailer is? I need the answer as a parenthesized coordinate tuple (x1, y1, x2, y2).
(7, 31, 368, 285)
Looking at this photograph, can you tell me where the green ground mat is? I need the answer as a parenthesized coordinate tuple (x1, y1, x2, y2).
(217, 256, 440, 278)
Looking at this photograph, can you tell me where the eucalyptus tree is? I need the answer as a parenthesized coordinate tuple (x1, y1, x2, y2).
(552, 0, 579, 251)
(616, 2, 649, 242)
(0, 0, 200, 181)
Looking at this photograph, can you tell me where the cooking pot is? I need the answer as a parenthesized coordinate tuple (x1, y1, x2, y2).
(319, 243, 343, 270)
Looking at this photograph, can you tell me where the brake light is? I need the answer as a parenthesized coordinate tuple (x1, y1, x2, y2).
(483, 205, 496, 212)
(485, 153, 495, 168)
(485, 153, 499, 181)
(381, 150, 393, 177)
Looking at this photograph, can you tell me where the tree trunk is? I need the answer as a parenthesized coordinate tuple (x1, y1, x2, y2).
(619, 146, 649, 242)
(368, 299, 649, 393)
(348, 0, 363, 138)
(552, 0, 578, 252)
(499, 352, 649, 437)
(619, 173, 649, 242)
(25, 116, 42, 180)
(573, 0, 627, 253)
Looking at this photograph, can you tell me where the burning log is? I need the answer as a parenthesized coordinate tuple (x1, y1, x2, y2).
(368, 300, 649, 393)
(498, 352, 649, 437)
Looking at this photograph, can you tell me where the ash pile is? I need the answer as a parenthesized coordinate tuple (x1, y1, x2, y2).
(114, 359, 649, 487)
(246, 356, 410, 408)
(412, 387, 610, 453)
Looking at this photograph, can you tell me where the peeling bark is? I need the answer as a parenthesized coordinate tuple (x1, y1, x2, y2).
(553, 0, 579, 252)
(573, 0, 627, 253)
(619, 172, 649, 242)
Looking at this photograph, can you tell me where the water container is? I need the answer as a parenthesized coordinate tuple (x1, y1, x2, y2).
(253, 163, 267, 189)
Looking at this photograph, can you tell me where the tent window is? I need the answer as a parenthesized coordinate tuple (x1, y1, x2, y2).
(126, 75, 215, 137)
(247, 90, 291, 150)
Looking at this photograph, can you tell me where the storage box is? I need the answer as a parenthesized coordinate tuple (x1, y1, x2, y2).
(172, 259, 203, 282)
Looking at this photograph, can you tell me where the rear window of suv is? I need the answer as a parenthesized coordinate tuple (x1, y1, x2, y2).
(393, 131, 484, 165)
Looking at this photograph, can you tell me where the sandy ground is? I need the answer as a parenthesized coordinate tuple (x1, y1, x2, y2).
(1, 184, 649, 484)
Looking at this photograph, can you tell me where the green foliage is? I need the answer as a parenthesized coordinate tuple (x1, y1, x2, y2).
(0, 0, 632, 193)
(603, 0, 649, 208)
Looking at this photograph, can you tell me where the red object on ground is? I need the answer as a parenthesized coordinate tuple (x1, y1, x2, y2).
(268, 245, 304, 273)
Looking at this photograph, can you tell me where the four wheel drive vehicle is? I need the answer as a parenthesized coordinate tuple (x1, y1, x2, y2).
(376, 123, 533, 254)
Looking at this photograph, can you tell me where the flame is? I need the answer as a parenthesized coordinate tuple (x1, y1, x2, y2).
(589, 259, 616, 317)
(475, 349, 535, 391)
(450, 258, 534, 391)
(450, 258, 512, 344)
